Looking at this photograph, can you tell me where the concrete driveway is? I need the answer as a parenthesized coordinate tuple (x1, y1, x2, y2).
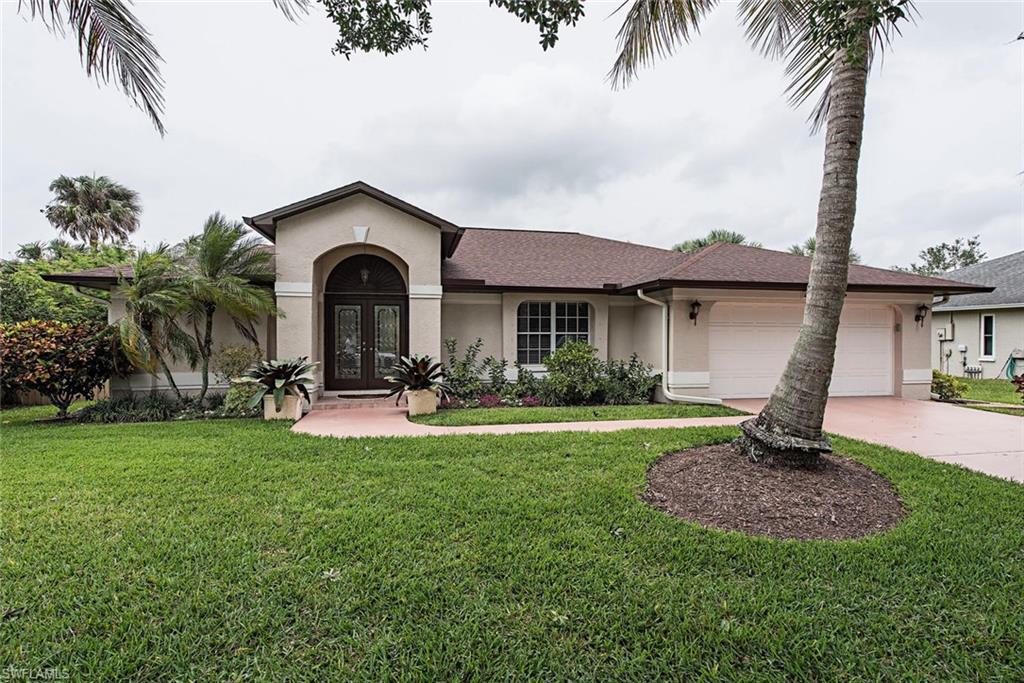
(726, 397, 1024, 483)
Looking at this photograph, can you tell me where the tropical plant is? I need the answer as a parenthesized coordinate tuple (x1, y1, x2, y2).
(176, 213, 279, 400)
(673, 229, 762, 253)
(789, 236, 861, 264)
(385, 355, 451, 405)
(482, 356, 509, 395)
(442, 337, 484, 400)
(0, 320, 124, 417)
(113, 246, 196, 400)
(241, 357, 317, 412)
(43, 175, 141, 246)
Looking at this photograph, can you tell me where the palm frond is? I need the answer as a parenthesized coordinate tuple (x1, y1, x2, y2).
(273, 0, 311, 22)
(608, 0, 720, 88)
(21, 0, 166, 135)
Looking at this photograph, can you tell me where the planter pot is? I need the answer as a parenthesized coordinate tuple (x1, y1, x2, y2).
(263, 394, 303, 420)
(406, 389, 438, 416)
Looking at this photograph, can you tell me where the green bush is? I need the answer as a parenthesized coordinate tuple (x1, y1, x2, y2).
(212, 345, 263, 384)
(931, 370, 967, 400)
(539, 341, 605, 406)
(482, 356, 508, 395)
(0, 320, 125, 417)
(510, 361, 541, 399)
(223, 381, 262, 417)
(443, 337, 484, 400)
(604, 353, 659, 405)
(75, 394, 181, 423)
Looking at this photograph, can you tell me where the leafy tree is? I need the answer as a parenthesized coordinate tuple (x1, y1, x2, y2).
(0, 320, 124, 417)
(674, 229, 762, 253)
(113, 247, 197, 400)
(898, 235, 985, 275)
(0, 241, 133, 325)
(176, 213, 278, 400)
(43, 175, 141, 246)
(789, 236, 861, 263)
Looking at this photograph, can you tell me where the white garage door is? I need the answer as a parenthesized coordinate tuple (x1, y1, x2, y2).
(709, 303, 894, 399)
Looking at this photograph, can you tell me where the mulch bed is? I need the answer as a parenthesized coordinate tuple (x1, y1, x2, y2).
(642, 443, 905, 541)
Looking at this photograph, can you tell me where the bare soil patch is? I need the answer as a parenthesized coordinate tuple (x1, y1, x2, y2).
(642, 443, 905, 540)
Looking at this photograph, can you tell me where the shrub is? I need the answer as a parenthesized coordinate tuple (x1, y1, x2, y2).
(539, 341, 605, 406)
(1012, 374, 1024, 403)
(384, 355, 450, 405)
(0, 320, 124, 417)
(242, 357, 317, 411)
(604, 354, 659, 405)
(508, 361, 541, 399)
(212, 344, 262, 384)
(74, 394, 180, 423)
(443, 337, 484, 400)
(520, 395, 542, 408)
(477, 393, 503, 408)
(931, 370, 967, 400)
(482, 356, 508, 395)
(223, 381, 262, 417)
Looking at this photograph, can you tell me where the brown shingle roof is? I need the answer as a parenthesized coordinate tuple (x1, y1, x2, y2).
(442, 229, 990, 294)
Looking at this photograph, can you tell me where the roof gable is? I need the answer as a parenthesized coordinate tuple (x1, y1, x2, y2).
(243, 181, 463, 257)
(934, 250, 1024, 309)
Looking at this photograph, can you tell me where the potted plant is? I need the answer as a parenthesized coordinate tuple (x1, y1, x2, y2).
(242, 357, 318, 420)
(385, 355, 450, 416)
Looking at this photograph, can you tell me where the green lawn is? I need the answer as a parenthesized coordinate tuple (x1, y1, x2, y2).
(962, 377, 1020, 404)
(3, 408, 1023, 680)
(413, 403, 745, 426)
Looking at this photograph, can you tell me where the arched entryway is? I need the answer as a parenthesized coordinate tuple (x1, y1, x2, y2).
(323, 254, 409, 391)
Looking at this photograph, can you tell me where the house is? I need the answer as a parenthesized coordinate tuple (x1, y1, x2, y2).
(46, 181, 990, 402)
(931, 250, 1024, 379)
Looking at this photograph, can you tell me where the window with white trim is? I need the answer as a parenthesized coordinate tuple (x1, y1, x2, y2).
(516, 301, 590, 364)
(981, 314, 995, 359)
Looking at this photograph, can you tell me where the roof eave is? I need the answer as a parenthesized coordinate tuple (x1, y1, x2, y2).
(620, 279, 996, 295)
(40, 274, 118, 291)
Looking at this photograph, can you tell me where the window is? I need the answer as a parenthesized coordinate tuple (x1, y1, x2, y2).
(517, 301, 590, 364)
(981, 314, 995, 359)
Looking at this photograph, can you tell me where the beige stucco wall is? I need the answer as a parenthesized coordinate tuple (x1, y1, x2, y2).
(272, 194, 444, 391)
(932, 307, 1024, 379)
(107, 289, 270, 395)
(440, 293, 503, 364)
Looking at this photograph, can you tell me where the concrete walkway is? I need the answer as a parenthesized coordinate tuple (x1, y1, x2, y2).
(292, 407, 747, 438)
(728, 397, 1023, 483)
(293, 397, 1023, 482)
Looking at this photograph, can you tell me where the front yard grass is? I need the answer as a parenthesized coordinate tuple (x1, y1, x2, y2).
(961, 377, 1019, 404)
(3, 408, 1023, 680)
(412, 403, 745, 426)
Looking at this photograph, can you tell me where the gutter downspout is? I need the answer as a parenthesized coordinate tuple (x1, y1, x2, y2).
(636, 289, 723, 405)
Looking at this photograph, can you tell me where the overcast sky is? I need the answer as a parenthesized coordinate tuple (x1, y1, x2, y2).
(2, 1, 1022, 267)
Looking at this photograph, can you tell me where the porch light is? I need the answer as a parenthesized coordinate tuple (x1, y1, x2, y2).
(914, 304, 929, 327)
(689, 300, 702, 325)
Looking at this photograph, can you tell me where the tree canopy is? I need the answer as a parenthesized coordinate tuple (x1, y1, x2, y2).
(897, 235, 985, 275)
(789, 236, 861, 263)
(673, 229, 762, 253)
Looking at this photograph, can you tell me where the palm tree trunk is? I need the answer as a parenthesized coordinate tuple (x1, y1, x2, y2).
(159, 357, 183, 401)
(198, 304, 215, 401)
(738, 28, 871, 468)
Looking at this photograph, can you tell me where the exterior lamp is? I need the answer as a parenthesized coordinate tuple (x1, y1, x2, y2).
(689, 300, 702, 325)
(914, 304, 929, 327)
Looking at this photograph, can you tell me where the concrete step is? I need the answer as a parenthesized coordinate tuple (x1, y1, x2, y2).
(312, 394, 401, 410)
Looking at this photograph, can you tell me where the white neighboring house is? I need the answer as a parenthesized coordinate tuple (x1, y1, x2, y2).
(932, 250, 1024, 379)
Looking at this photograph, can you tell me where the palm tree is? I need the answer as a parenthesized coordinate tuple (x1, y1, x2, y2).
(43, 175, 141, 247)
(114, 247, 196, 400)
(612, 0, 913, 466)
(673, 229, 762, 253)
(176, 213, 279, 400)
(789, 236, 861, 264)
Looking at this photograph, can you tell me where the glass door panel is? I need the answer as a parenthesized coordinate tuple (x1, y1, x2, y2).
(334, 304, 362, 380)
(374, 304, 400, 379)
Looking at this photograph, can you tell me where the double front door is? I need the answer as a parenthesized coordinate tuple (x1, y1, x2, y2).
(324, 296, 408, 390)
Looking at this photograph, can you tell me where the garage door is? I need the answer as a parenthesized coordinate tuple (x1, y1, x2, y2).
(708, 303, 894, 398)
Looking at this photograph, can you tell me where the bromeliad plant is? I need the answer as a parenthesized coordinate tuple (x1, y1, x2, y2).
(242, 357, 317, 412)
(385, 355, 451, 405)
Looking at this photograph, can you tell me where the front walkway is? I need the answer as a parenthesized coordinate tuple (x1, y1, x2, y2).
(294, 397, 1024, 482)
(292, 407, 746, 438)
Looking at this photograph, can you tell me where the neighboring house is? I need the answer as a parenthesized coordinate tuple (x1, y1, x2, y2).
(931, 250, 1024, 379)
(46, 181, 989, 402)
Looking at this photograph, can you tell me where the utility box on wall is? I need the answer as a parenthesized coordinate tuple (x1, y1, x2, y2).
(936, 327, 948, 341)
